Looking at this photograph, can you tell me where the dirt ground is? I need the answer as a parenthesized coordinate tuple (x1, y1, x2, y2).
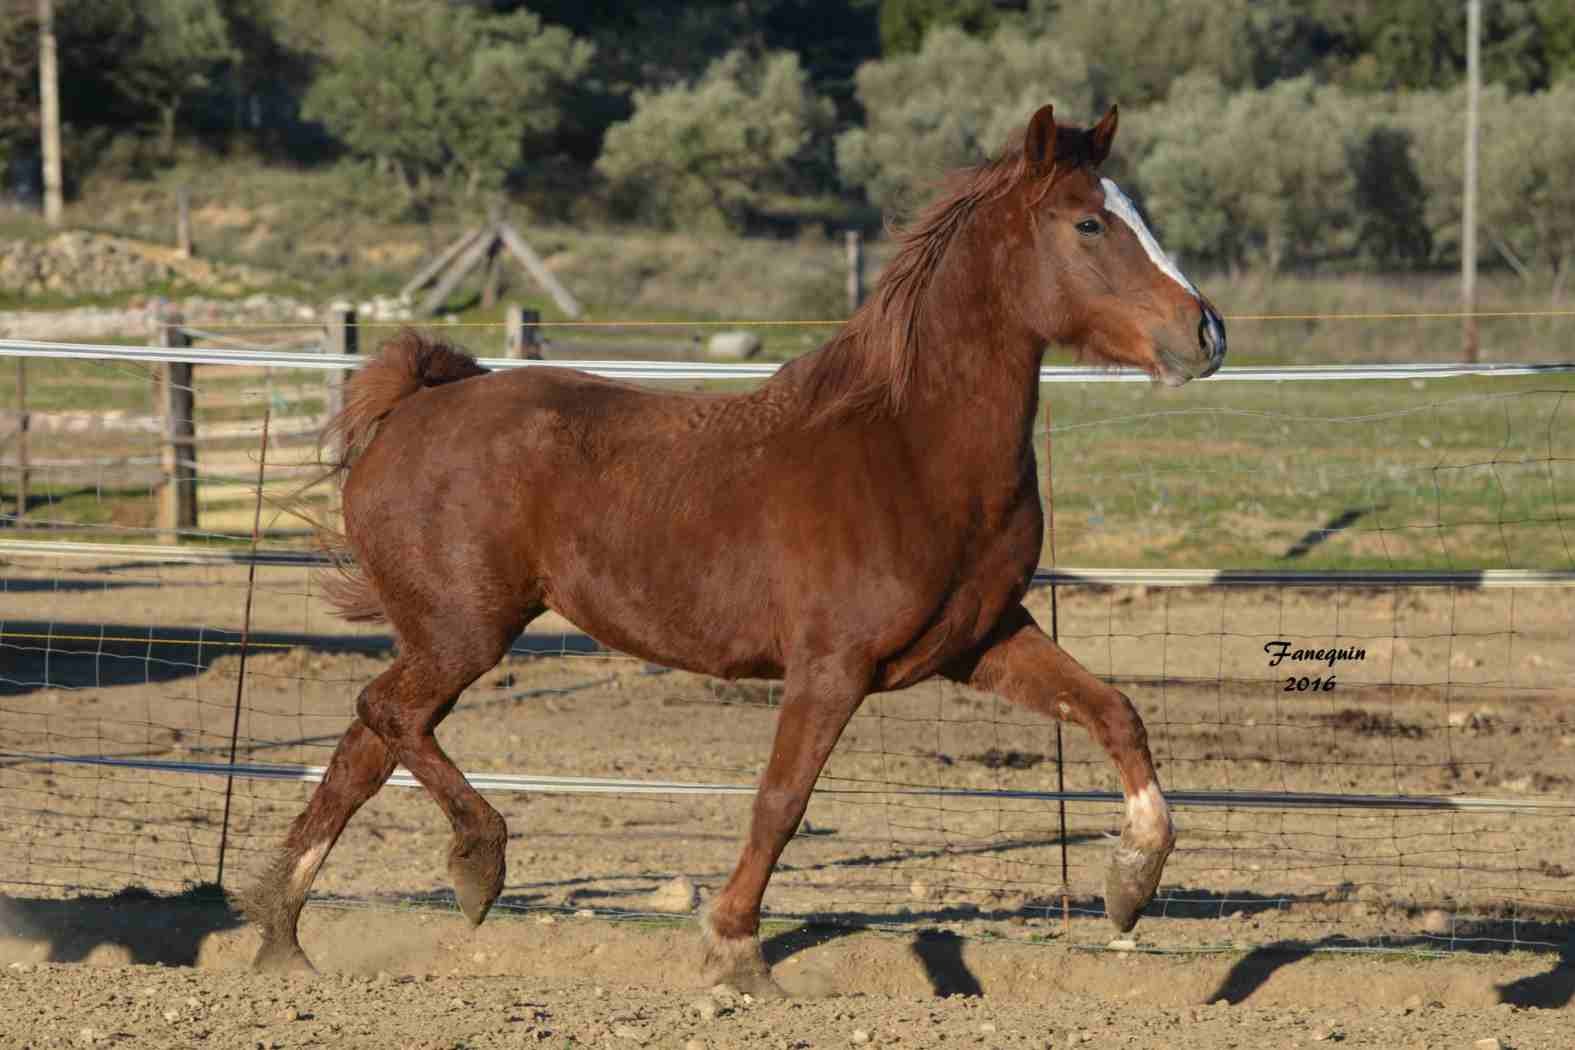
(1, 899, 1574, 1049)
(3, 555, 1575, 1046)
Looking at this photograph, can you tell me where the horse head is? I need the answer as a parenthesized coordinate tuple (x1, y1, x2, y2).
(1016, 104, 1226, 385)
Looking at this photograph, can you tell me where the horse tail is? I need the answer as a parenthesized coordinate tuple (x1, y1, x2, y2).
(317, 329, 489, 624)
(322, 328, 489, 466)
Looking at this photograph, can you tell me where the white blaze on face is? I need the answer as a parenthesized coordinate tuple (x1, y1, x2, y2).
(1099, 177, 1199, 299)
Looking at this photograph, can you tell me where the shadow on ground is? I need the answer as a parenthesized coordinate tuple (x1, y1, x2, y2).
(1209, 933, 1575, 1009)
(0, 618, 604, 697)
(0, 886, 243, 966)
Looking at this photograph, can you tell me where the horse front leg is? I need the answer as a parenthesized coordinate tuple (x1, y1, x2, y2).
(701, 654, 870, 997)
(946, 604, 1174, 932)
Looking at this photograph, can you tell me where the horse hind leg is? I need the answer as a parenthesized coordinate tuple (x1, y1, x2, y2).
(356, 628, 526, 927)
(238, 714, 396, 972)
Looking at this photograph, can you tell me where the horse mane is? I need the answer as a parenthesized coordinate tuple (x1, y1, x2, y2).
(791, 122, 1095, 422)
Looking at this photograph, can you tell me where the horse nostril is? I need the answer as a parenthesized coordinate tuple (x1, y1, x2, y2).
(1198, 310, 1226, 357)
(1197, 309, 1226, 377)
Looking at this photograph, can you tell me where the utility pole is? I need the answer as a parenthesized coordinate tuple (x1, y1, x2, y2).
(38, 0, 63, 226)
(1462, 0, 1480, 361)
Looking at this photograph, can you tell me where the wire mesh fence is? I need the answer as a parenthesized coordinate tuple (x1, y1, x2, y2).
(2, 336, 1573, 957)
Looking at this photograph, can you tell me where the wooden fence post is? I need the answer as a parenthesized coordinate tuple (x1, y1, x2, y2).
(845, 229, 864, 314)
(481, 239, 502, 310)
(154, 306, 197, 540)
(176, 184, 193, 258)
(505, 304, 542, 360)
(324, 303, 358, 450)
(12, 359, 27, 524)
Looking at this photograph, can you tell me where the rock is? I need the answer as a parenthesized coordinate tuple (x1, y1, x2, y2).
(1419, 909, 1452, 935)
(979, 1022, 997, 1033)
(1106, 937, 1137, 952)
(1473, 1040, 1504, 1050)
(278, 1007, 301, 1022)
(707, 331, 763, 360)
(644, 875, 699, 914)
(850, 1030, 870, 1045)
(612, 1023, 647, 1042)
(691, 998, 720, 1021)
(686, 1042, 705, 1050)
(909, 879, 932, 901)
(1309, 1024, 1340, 1041)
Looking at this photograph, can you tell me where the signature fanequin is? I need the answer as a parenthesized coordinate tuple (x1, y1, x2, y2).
(1264, 639, 1367, 692)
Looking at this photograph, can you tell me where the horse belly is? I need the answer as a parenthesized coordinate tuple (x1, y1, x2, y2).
(540, 519, 783, 681)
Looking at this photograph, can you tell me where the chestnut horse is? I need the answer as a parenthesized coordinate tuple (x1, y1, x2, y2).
(240, 104, 1225, 994)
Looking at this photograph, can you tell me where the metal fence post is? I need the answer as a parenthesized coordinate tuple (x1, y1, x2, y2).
(12, 359, 27, 525)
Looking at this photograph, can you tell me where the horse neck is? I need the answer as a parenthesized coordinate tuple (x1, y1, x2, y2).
(896, 222, 1045, 479)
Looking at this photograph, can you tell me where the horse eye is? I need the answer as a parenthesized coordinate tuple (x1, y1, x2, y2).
(1075, 218, 1103, 237)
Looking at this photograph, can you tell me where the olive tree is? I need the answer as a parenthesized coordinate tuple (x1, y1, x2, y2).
(835, 26, 1094, 213)
(596, 49, 834, 230)
(1135, 76, 1369, 270)
(304, 1, 593, 198)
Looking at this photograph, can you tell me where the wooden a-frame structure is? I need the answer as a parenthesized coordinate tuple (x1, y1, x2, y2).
(403, 218, 582, 318)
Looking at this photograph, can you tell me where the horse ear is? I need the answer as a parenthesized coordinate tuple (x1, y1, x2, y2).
(1024, 104, 1056, 175)
(1088, 105, 1119, 167)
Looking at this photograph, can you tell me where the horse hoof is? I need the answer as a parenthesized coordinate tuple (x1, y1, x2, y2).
(253, 940, 317, 974)
(726, 969, 789, 1000)
(449, 839, 506, 927)
(697, 910, 785, 998)
(1104, 834, 1174, 933)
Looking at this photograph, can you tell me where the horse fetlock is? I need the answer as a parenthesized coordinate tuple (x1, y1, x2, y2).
(448, 831, 507, 927)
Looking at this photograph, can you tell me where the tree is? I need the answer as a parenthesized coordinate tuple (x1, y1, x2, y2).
(878, 0, 1006, 56)
(103, 0, 236, 157)
(596, 49, 834, 229)
(1534, 0, 1575, 81)
(1135, 76, 1369, 270)
(835, 25, 1094, 213)
(303, 1, 593, 198)
(0, 4, 37, 181)
(1338, 0, 1547, 93)
(1026, 0, 1255, 105)
(1348, 125, 1430, 266)
(1478, 81, 1575, 286)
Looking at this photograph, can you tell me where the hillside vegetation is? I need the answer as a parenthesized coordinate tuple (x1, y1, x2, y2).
(0, 1, 1572, 330)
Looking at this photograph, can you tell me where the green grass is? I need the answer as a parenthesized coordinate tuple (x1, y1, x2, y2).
(1036, 373, 1575, 571)
(9, 365, 1573, 570)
